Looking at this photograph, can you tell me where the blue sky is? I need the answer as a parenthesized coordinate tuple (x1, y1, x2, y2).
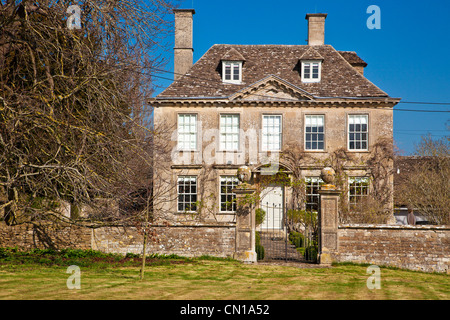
(154, 0, 450, 155)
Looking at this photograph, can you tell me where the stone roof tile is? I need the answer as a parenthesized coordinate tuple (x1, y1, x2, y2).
(158, 44, 388, 99)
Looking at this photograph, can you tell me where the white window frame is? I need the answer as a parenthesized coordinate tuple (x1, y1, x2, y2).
(177, 114, 197, 151)
(301, 60, 322, 83)
(348, 114, 369, 151)
(348, 176, 370, 208)
(305, 115, 325, 151)
(220, 114, 240, 151)
(261, 114, 282, 152)
(222, 61, 242, 84)
(305, 177, 323, 212)
(177, 176, 198, 213)
(219, 176, 239, 213)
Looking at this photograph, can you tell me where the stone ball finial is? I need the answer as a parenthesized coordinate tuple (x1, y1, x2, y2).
(237, 165, 252, 184)
(320, 167, 336, 190)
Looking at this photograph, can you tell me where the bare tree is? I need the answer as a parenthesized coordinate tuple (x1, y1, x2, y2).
(396, 134, 449, 225)
(0, 0, 179, 227)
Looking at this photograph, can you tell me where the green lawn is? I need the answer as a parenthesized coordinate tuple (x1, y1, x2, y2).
(0, 249, 448, 300)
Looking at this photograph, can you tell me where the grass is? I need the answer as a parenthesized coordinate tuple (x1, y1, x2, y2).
(0, 248, 448, 300)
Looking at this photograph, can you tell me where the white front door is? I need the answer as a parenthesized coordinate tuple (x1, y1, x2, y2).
(260, 184, 284, 229)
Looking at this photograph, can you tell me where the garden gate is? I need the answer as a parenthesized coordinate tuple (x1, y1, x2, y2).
(256, 202, 317, 263)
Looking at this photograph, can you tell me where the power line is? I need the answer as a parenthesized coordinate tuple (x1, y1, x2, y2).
(150, 69, 450, 112)
(398, 101, 450, 105)
(396, 129, 448, 132)
(102, 59, 450, 112)
(152, 74, 449, 113)
(151, 66, 450, 105)
(393, 109, 449, 113)
(395, 132, 449, 137)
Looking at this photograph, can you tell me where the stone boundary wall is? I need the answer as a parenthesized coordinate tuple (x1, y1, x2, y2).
(337, 224, 450, 273)
(2, 221, 449, 273)
(91, 224, 236, 258)
(0, 222, 92, 250)
(0, 222, 236, 258)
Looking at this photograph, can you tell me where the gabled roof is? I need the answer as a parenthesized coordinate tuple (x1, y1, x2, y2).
(221, 48, 246, 61)
(157, 44, 389, 99)
(299, 47, 324, 61)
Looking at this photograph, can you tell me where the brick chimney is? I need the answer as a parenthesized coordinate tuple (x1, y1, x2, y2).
(173, 9, 195, 80)
(305, 13, 327, 46)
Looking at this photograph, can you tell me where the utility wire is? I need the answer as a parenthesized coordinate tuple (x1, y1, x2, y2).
(151, 74, 449, 113)
(149, 68, 450, 111)
(105, 58, 450, 112)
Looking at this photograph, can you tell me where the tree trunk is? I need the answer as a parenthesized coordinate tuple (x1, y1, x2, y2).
(139, 229, 148, 280)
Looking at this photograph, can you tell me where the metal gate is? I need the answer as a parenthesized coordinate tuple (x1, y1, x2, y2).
(256, 202, 318, 263)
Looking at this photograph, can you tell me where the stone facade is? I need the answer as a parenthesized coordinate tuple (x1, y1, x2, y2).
(151, 9, 400, 262)
(153, 102, 396, 222)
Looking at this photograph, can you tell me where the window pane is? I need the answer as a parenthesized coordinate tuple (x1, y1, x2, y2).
(306, 177, 323, 212)
(303, 63, 311, 78)
(348, 177, 369, 209)
(177, 176, 197, 212)
(312, 66, 319, 78)
(305, 115, 324, 150)
(178, 114, 197, 150)
(220, 114, 240, 151)
(233, 65, 240, 80)
(348, 115, 368, 150)
(262, 115, 282, 151)
(220, 176, 239, 212)
(225, 65, 231, 80)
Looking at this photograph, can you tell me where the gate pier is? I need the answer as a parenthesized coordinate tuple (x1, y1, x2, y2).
(233, 185, 257, 263)
(318, 167, 341, 265)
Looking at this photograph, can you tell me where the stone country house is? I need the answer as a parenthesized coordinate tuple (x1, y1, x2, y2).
(150, 9, 401, 260)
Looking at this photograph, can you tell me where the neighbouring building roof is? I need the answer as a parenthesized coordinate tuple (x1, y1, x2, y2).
(338, 51, 368, 67)
(157, 44, 388, 99)
(393, 156, 440, 206)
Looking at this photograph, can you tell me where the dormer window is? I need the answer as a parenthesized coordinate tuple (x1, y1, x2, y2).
(222, 61, 242, 84)
(301, 60, 322, 83)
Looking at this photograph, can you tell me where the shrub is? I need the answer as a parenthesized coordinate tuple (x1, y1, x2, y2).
(256, 244, 264, 261)
(288, 231, 304, 248)
(255, 208, 266, 226)
(255, 231, 265, 261)
(304, 245, 318, 262)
